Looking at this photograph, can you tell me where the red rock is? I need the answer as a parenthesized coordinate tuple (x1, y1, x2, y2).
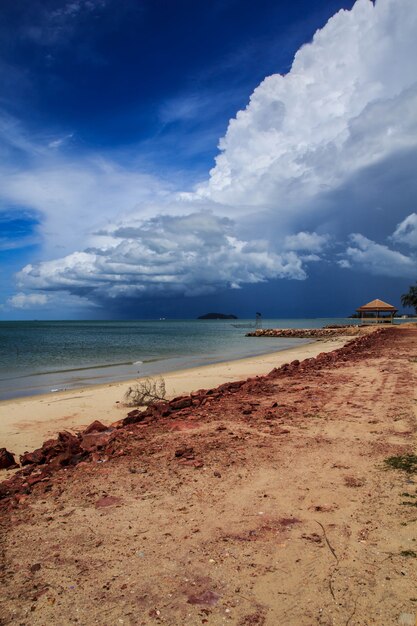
(0, 448, 18, 470)
(47, 451, 79, 468)
(80, 431, 114, 452)
(191, 389, 208, 398)
(40, 438, 59, 452)
(187, 590, 220, 605)
(26, 474, 45, 487)
(217, 381, 244, 393)
(0, 476, 20, 498)
(45, 432, 81, 464)
(123, 409, 149, 425)
(279, 517, 301, 527)
(179, 459, 204, 468)
(20, 448, 45, 466)
(95, 495, 122, 508)
(170, 397, 192, 410)
(83, 420, 108, 434)
(175, 446, 194, 458)
(20, 431, 81, 467)
(15, 493, 28, 504)
(56, 430, 80, 451)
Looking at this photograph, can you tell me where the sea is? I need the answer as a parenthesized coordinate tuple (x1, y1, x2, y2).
(0, 318, 358, 401)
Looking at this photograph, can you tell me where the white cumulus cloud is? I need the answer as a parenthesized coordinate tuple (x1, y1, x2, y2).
(391, 213, 417, 247)
(341, 233, 416, 277)
(7, 292, 49, 309)
(284, 231, 329, 252)
(193, 0, 417, 220)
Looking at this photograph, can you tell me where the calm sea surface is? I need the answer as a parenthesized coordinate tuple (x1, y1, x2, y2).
(0, 318, 357, 400)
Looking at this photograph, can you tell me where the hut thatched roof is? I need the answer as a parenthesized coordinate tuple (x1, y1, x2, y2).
(356, 298, 397, 312)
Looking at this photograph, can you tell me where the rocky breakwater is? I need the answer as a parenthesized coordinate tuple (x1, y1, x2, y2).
(246, 326, 363, 339)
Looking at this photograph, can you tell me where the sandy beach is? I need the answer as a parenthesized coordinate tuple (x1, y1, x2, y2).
(1, 327, 416, 625)
(0, 337, 347, 457)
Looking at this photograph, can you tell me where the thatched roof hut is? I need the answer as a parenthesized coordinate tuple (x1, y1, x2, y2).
(356, 299, 397, 323)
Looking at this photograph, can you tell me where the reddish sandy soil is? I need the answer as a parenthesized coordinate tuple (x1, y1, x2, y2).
(1, 327, 417, 626)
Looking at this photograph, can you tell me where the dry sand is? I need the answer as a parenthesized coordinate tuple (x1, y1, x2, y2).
(0, 338, 347, 457)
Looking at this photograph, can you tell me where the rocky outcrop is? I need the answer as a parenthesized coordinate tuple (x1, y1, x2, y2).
(83, 420, 108, 434)
(0, 448, 18, 470)
(20, 431, 82, 468)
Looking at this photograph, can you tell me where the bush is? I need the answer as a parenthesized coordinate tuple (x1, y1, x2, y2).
(123, 376, 167, 407)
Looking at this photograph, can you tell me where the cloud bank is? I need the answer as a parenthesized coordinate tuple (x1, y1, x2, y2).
(17, 212, 306, 301)
(4, 0, 417, 309)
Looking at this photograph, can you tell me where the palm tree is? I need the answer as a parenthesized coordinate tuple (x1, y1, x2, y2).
(401, 282, 417, 313)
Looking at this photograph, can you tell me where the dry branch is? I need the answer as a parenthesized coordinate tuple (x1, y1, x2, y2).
(123, 376, 167, 407)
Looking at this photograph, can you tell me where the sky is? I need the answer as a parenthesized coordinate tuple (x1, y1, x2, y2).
(0, 0, 416, 320)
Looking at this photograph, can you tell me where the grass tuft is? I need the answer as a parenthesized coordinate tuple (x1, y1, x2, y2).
(400, 550, 417, 558)
(384, 454, 417, 474)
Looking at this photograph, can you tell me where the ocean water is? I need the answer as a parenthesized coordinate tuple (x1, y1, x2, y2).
(0, 318, 356, 400)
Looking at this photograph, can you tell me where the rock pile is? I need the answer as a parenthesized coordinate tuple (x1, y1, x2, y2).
(246, 326, 364, 339)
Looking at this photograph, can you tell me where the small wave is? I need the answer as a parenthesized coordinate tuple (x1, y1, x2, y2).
(133, 360, 143, 365)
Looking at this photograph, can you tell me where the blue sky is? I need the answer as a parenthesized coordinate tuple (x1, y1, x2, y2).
(0, 0, 416, 319)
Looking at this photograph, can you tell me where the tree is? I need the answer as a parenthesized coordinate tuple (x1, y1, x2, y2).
(401, 282, 417, 314)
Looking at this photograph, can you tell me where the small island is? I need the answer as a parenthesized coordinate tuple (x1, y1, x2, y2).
(197, 313, 238, 320)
